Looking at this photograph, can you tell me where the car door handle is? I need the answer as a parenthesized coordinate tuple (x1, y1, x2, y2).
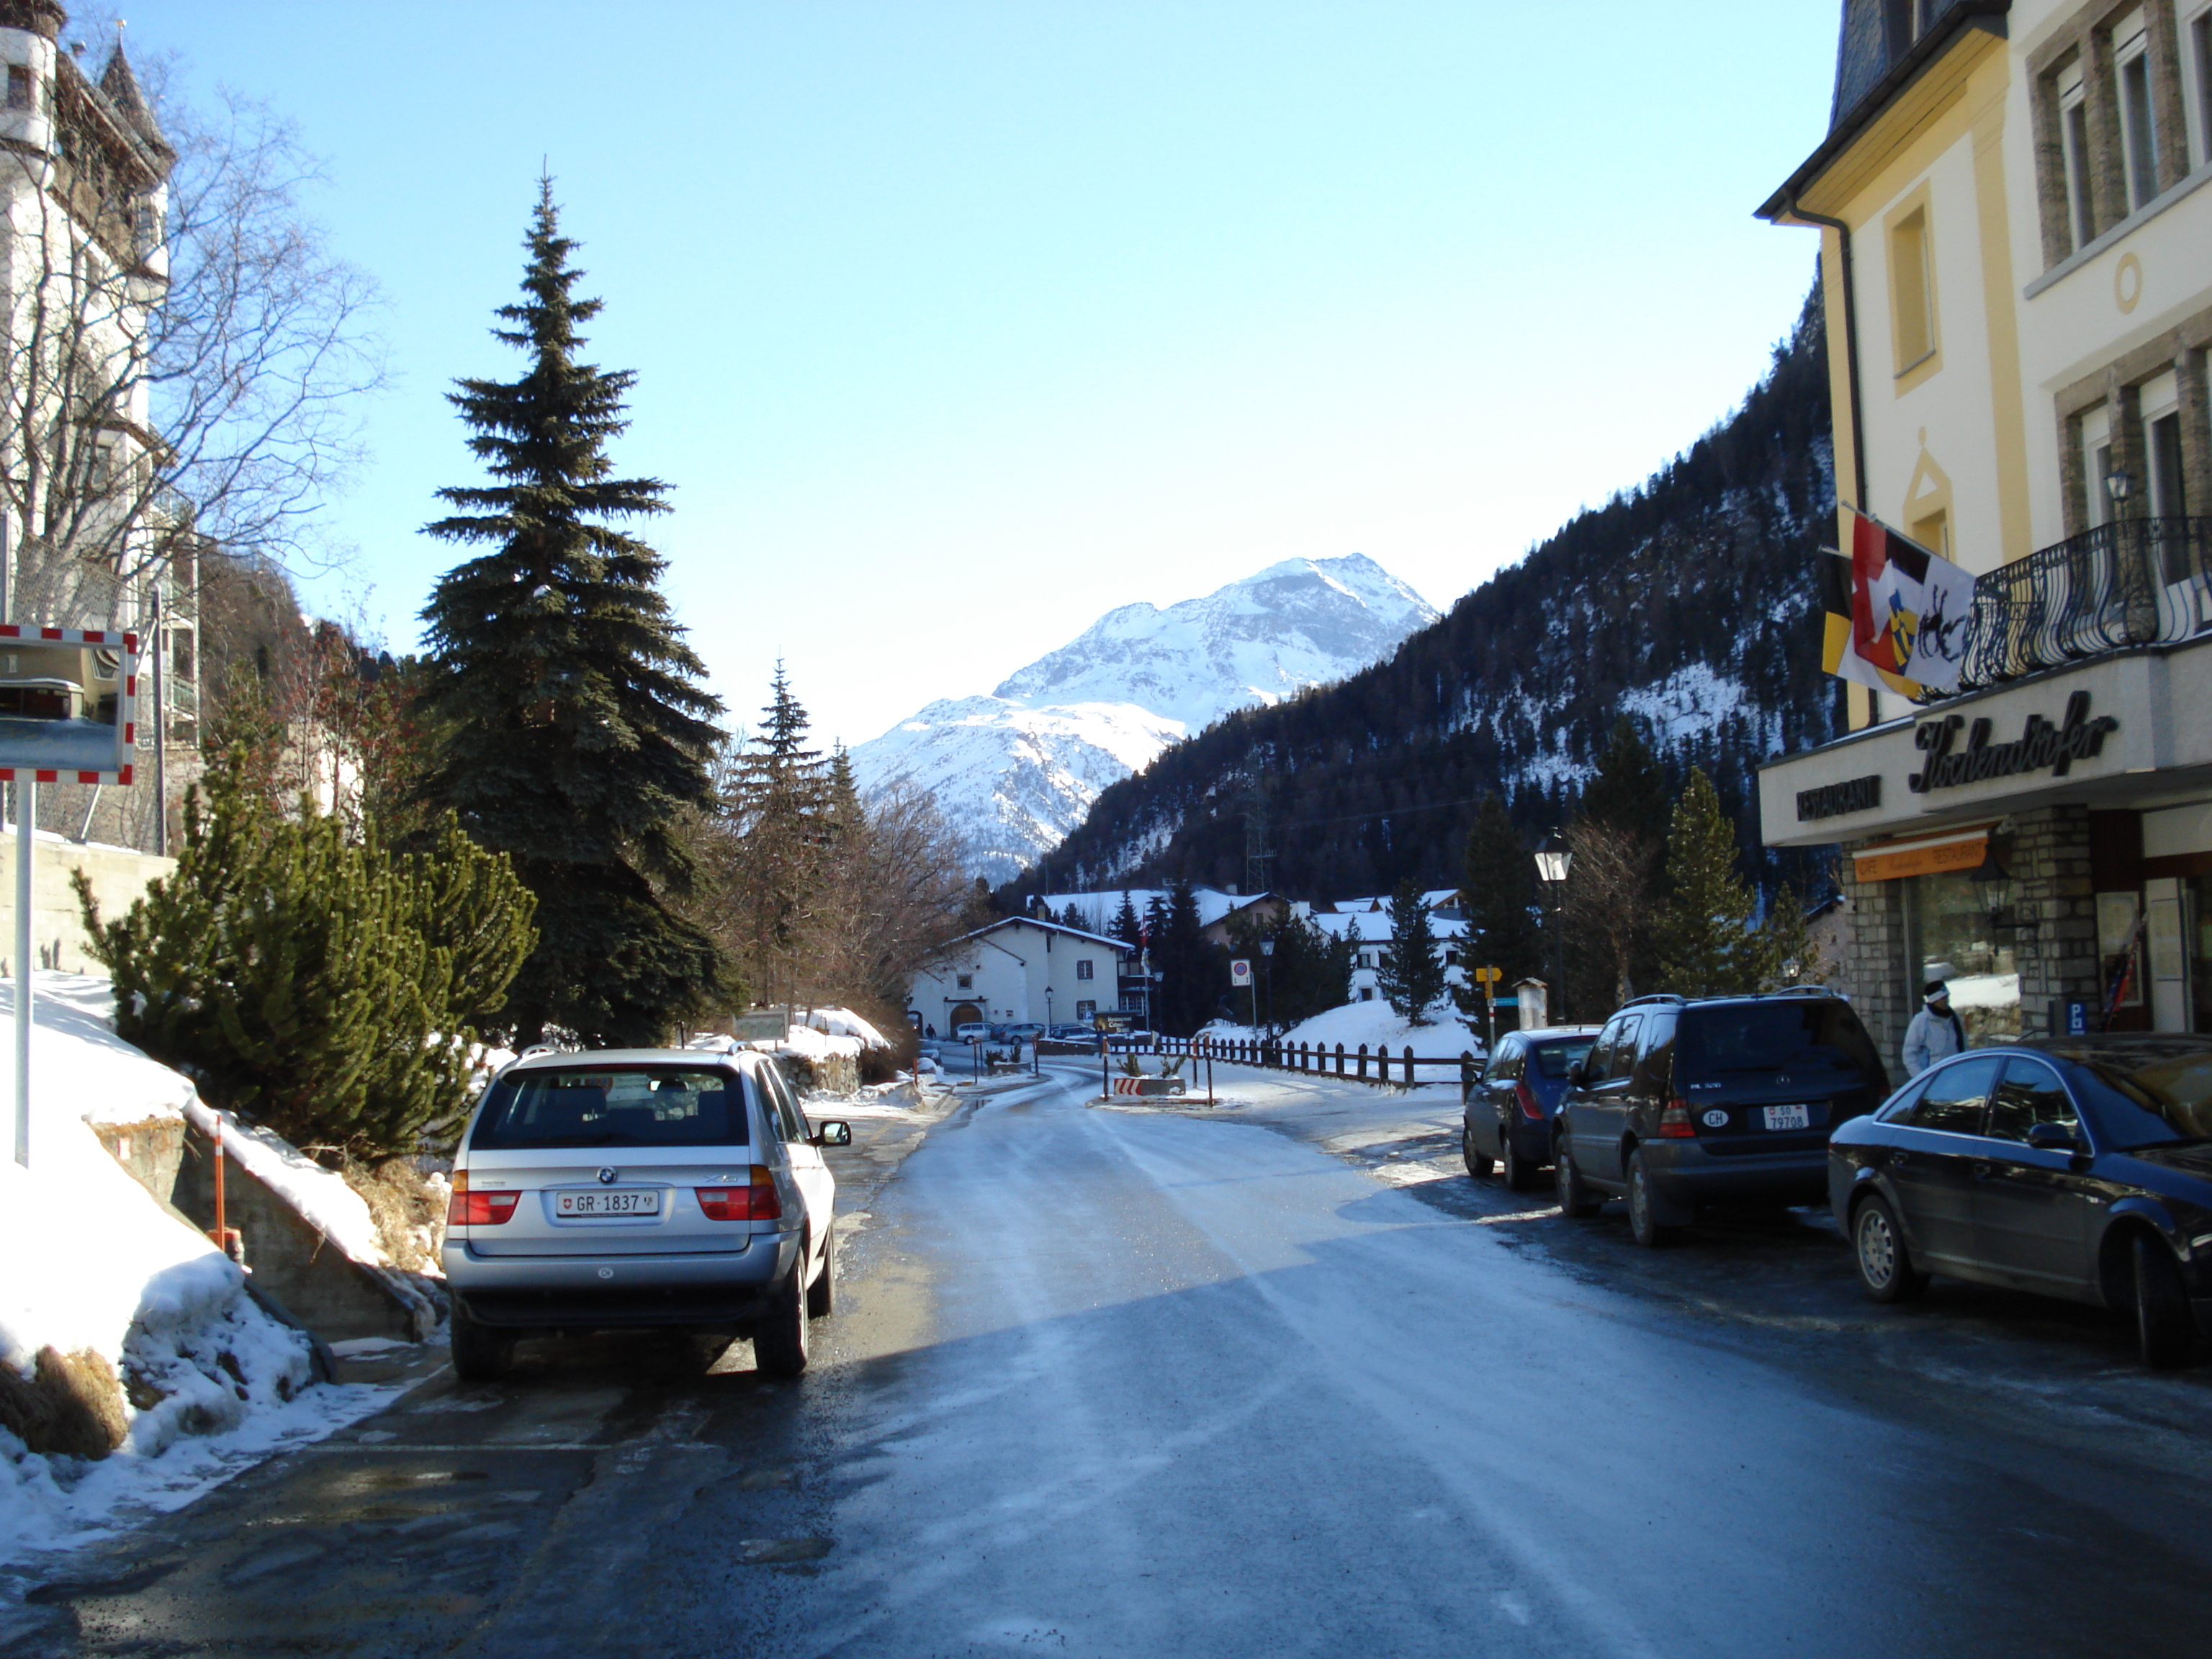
(1890, 1151, 1911, 1169)
(1972, 1162, 1993, 1179)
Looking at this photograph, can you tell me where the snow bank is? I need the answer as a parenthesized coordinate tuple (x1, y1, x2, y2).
(0, 973, 392, 1568)
(1210, 999, 1489, 1061)
(176, 1097, 387, 1267)
(802, 1007, 893, 1049)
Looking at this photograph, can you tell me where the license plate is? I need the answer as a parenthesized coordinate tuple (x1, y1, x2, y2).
(553, 1188, 662, 1218)
(1762, 1104, 1812, 1131)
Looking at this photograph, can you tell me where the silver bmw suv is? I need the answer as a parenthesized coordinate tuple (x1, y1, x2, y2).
(441, 1047, 850, 1381)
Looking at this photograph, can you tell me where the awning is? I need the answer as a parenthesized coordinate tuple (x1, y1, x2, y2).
(1851, 824, 1995, 884)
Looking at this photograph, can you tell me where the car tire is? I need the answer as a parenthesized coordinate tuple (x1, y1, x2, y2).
(1851, 1194, 1928, 1304)
(449, 1305, 514, 1383)
(1501, 1125, 1540, 1193)
(806, 1223, 837, 1320)
(1462, 1123, 1494, 1180)
(1627, 1151, 1680, 1248)
(2134, 1233, 2195, 1370)
(753, 1247, 811, 1379)
(1554, 1136, 1601, 1218)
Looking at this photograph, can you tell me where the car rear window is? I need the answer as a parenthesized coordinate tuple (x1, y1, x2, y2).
(1676, 1001, 1886, 1089)
(1532, 1040, 1593, 1079)
(471, 1066, 749, 1150)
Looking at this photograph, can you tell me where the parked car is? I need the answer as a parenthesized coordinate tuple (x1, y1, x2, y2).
(442, 1047, 850, 1382)
(1105, 1030, 1157, 1052)
(1830, 1035, 2212, 1367)
(1553, 989, 1890, 1246)
(1462, 1025, 1603, 1191)
(953, 1022, 991, 1043)
(1045, 1024, 1100, 1044)
(1002, 1022, 1048, 1043)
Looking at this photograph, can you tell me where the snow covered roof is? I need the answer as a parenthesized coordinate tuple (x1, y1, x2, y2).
(953, 915, 1131, 954)
(1040, 888, 1276, 930)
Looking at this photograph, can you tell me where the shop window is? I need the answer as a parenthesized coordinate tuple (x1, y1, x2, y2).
(1903, 872, 2018, 1046)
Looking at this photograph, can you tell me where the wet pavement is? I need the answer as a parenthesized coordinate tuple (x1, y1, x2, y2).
(7, 1060, 2212, 1656)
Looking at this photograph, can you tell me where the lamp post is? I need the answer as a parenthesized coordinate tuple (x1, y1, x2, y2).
(2105, 467, 2134, 520)
(1040, 984, 1053, 1075)
(1535, 830, 1572, 1026)
(1259, 936, 1274, 1043)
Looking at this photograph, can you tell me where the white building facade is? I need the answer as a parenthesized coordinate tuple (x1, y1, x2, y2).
(1759, 0, 2212, 1056)
(907, 918, 1135, 1035)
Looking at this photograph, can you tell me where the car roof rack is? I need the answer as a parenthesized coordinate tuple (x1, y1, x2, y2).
(1619, 994, 1686, 1009)
(1763, 984, 1839, 999)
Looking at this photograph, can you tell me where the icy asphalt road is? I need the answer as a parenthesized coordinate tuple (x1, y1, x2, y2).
(12, 1061, 2212, 1657)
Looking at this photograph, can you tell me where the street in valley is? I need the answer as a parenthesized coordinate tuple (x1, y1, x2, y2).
(10, 1060, 2212, 1658)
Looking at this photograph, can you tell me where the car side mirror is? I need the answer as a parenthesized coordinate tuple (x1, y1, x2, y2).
(812, 1120, 853, 1148)
(2025, 1122, 2080, 1154)
(1567, 1062, 1589, 1089)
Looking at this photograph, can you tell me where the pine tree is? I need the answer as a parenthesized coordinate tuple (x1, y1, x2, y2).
(78, 753, 536, 1159)
(1377, 880, 1447, 1024)
(1756, 884, 1827, 991)
(417, 183, 724, 1047)
(1653, 767, 1764, 997)
(1453, 793, 1542, 1017)
(1111, 891, 1143, 954)
(1154, 876, 1216, 1035)
(724, 666, 833, 1005)
(1582, 717, 1671, 845)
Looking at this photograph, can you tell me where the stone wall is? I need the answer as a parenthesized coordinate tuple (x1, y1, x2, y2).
(2009, 804, 2102, 1033)
(0, 835, 174, 975)
(1840, 865, 1910, 1067)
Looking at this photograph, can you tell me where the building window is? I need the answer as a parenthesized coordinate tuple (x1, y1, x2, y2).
(956, 974, 973, 991)
(2116, 12, 2162, 212)
(1076, 958, 1094, 981)
(4, 65, 30, 110)
(1076, 999, 1097, 1021)
(2056, 60, 2097, 253)
(1887, 199, 1937, 375)
(2141, 369, 2188, 523)
(2190, 4, 2212, 167)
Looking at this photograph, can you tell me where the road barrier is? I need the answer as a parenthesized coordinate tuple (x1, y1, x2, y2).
(1097, 1033, 1480, 1094)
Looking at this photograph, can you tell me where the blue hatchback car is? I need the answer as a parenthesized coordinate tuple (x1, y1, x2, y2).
(1462, 1026, 1603, 1192)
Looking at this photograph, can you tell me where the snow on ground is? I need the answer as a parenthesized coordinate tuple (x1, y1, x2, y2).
(0, 973, 397, 1573)
(178, 1097, 387, 1267)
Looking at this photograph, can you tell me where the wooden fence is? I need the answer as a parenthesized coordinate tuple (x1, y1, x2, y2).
(1130, 1033, 1480, 1092)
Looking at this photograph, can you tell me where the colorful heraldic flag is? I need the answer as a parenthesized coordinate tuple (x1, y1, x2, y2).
(1820, 511, 1979, 694)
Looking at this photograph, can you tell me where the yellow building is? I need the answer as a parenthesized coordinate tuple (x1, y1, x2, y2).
(1757, 0, 2212, 1058)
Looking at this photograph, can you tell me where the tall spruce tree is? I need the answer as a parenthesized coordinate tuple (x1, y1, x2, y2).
(1653, 767, 1764, 997)
(1454, 793, 1542, 1018)
(418, 182, 724, 1046)
(724, 666, 832, 1006)
(1378, 880, 1447, 1024)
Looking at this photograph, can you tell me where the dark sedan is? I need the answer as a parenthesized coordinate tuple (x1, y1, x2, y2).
(1462, 1025, 1602, 1192)
(1829, 1035, 2212, 1367)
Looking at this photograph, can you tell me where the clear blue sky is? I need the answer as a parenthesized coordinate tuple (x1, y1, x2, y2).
(132, 1, 1840, 750)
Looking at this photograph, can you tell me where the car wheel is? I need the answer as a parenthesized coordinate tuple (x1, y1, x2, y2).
(1462, 1123, 1494, 1180)
(1500, 1125, 1540, 1193)
(753, 1246, 811, 1379)
(1554, 1137, 1601, 1218)
(1851, 1195, 1927, 1303)
(806, 1222, 837, 1320)
(1627, 1151, 1679, 1248)
(2134, 1233, 2195, 1370)
(449, 1305, 514, 1383)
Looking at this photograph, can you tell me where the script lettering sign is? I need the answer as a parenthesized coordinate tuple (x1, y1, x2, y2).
(1797, 775, 1881, 821)
(1909, 690, 2117, 793)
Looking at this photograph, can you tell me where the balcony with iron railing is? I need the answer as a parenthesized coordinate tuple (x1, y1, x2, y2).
(1943, 518, 2212, 696)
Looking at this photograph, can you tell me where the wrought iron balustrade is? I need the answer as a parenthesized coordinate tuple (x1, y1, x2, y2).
(1951, 517, 2212, 694)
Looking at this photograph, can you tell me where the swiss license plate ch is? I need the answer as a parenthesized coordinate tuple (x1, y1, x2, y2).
(554, 1188, 662, 1218)
(1763, 1104, 1812, 1132)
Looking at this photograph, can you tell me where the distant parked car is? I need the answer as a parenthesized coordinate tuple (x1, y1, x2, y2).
(442, 1047, 850, 1382)
(1462, 1025, 1602, 1191)
(1553, 989, 1890, 1246)
(1831, 1035, 2212, 1367)
(1002, 1022, 1047, 1043)
(953, 1022, 991, 1043)
(1105, 1030, 1156, 1052)
(1045, 1025, 1100, 1043)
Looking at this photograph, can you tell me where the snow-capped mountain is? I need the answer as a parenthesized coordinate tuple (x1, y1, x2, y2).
(850, 554, 1437, 879)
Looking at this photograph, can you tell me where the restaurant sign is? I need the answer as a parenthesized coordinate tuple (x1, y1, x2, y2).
(1908, 690, 2117, 793)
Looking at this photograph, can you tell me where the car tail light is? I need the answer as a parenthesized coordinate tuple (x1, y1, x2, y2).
(696, 1166, 781, 1221)
(1658, 1097, 1696, 1138)
(446, 1173, 520, 1226)
(1515, 1082, 1544, 1120)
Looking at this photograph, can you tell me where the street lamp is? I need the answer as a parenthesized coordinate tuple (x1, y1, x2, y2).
(1259, 937, 1275, 1046)
(1535, 830, 1572, 1025)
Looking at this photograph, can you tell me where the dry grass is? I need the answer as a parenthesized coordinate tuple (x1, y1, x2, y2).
(0, 1346, 129, 1457)
(346, 1156, 446, 1272)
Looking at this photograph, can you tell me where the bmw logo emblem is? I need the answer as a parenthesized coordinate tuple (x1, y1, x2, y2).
(597, 1167, 619, 1184)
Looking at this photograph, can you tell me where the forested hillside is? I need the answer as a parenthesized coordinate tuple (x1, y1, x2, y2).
(1011, 282, 1842, 905)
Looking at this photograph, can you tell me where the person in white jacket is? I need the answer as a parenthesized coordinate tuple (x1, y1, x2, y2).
(1902, 981, 1966, 1076)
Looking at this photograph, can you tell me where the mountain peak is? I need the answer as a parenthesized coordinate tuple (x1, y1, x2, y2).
(852, 552, 1437, 879)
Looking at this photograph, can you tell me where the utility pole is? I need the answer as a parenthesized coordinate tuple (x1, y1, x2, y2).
(1244, 792, 1274, 898)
